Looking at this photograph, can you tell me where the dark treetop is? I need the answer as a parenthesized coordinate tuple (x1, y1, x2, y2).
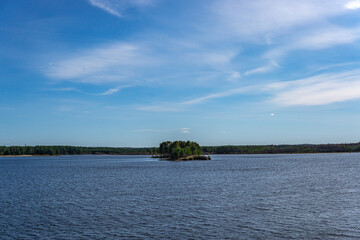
(158, 141, 205, 160)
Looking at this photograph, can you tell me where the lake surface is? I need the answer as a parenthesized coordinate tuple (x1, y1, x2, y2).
(1, 153, 360, 239)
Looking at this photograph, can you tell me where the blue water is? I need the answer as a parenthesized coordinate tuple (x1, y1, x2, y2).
(1, 153, 360, 239)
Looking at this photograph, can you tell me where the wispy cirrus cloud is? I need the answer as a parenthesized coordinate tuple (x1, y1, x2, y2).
(244, 61, 279, 76)
(205, 0, 360, 78)
(296, 27, 360, 50)
(269, 70, 360, 106)
(49, 87, 78, 92)
(136, 105, 182, 112)
(135, 128, 191, 133)
(97, 84, 133, 95)
(44, 37, 243, 87)
(98, 87, 121, 95)
(265, 25, 360, 60)
(44, 0, 360, 110)
(45, 0, 360, 88)
(345, 0, 360, 9)
(87, 0, 156, 17)
(181, 86, 254, 105)
(137, 69, 360, 110)
(181, 128, 190, 134)
(46, 42, 157, 84)
(211, 0, 350, 39)
(136, 86, 257, 112)
(187, 50, 237, 67)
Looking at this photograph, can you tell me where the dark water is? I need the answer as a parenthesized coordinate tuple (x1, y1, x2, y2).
(1, 153, 360, 239)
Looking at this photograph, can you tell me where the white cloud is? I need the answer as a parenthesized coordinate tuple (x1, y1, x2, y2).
(181, 128, 190, 134)
(87, 0, 155, 17)
(294, 27, 360, 50)
(181, 86, 254, 105)
(136, 86, 255, 112)
(44, 0, 360, 111)
(99, 87, 121, 95)
(137, 69, 360, 111)
(136, 105, 182, 112)
(264, 26, 360, 60)
(50, 87, 77, 92)
(46, 42, 157, 84)
(228, 71, 241, 81)
(244, 61, 279, 76)
(97, 84, 133, 95)
(185, 50, 238, 69)
(345, 0, 360, 9)
(270, 70, 360, 106)
(199, 51, 236, 66)
(208, 0, 360, 76)
(134, 128, 191, 133)
(212, 0, 349, 38)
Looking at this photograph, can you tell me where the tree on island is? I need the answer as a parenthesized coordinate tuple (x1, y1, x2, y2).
(158, 140, 209, 160)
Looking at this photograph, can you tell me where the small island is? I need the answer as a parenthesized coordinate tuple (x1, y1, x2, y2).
(153, 141, 211, 161)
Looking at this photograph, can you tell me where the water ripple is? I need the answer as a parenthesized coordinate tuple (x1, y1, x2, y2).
(1, 154, 360, 239)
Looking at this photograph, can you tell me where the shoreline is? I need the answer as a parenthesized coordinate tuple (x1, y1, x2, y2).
(0, 153, 152, 158)
(1, 152, 359, 158)
(155, 155, 211, 161)
(0, 155, 34, 157)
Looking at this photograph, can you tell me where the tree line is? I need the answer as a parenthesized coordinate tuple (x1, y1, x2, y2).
(201, 143, 360, 154)
(0, 146, 157, 156)
(1, 142, 360, 156)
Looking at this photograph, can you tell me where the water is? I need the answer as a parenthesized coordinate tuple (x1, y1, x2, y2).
(1, 153, 360, 239)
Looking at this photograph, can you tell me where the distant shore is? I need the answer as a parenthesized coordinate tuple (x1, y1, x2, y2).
(0, 155, 34, 157)
(154, 155, 211, 161)
(1, 142, 360, 157)
(1, 152, 360, 158)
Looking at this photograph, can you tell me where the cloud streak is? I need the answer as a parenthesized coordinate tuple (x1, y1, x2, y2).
(87, 0, 155, 17)
(134, 128, 191, 133)
(97, 84, 133, 95)
(136, 105, 182, 112)
(270, 70, 360, 106)
(46, 42, 157, 84)
(345, 0, 360, 9)
(181, 86, 255, 105)
(99, 87, 121, 95)
(136, 86, 258, 112)
(244, 61, 279, 76)
(137, 69, 360, 111)
(43, 0, 360, 113)
(264, 25, 360, 60)
(181, 128, 190, 134)
(211, 0, 351, 38)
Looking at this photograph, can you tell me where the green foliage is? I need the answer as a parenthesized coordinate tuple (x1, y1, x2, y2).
(0, 146, 156, 156)
(158, 140, 202, 160)
(202, 143, 360, 154)
(2, 142, 360, 157)
(159, 141, 172, 156)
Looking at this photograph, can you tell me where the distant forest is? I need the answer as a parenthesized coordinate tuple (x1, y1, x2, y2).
(202, 143, 360, 154)
(0, 146, 157, 156)
(1, 143, 360, 156)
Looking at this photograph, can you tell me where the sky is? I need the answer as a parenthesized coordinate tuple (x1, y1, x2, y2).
(1, 0, 360, 147)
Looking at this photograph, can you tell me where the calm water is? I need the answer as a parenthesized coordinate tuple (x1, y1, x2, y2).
(1, 153, 360, 239)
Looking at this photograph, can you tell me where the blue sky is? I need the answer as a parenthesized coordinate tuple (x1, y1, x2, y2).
(1, 0, 360, 147)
